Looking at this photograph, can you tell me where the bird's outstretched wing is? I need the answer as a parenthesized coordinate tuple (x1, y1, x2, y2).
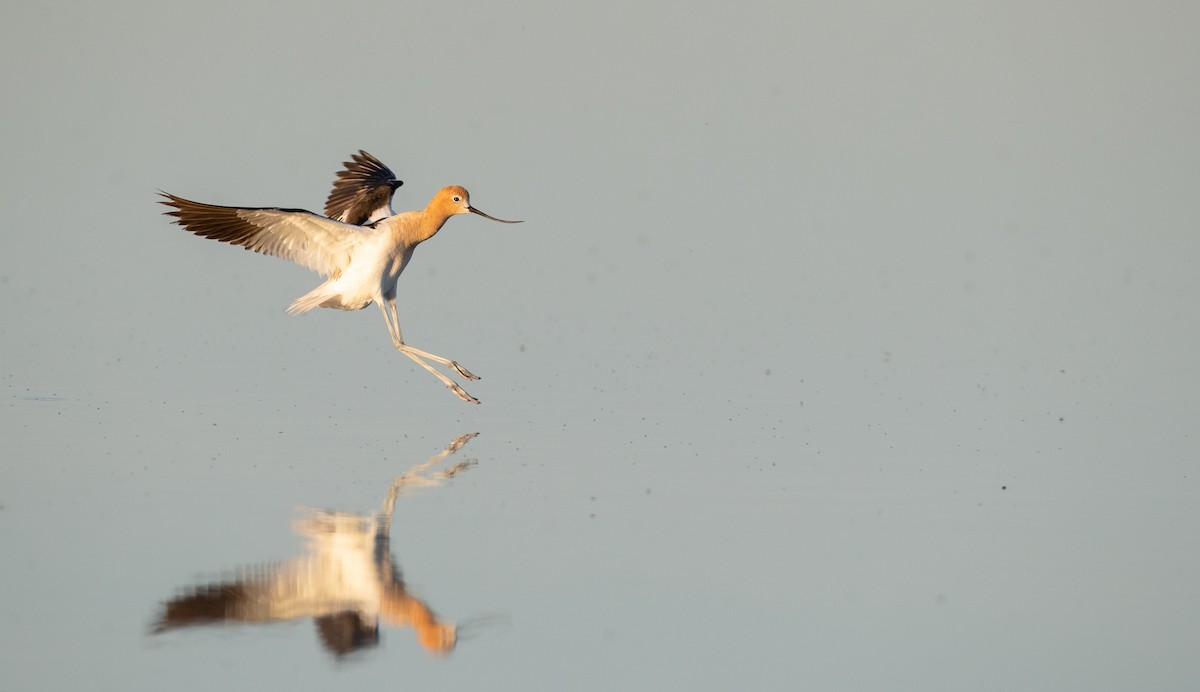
(324, 150, 403, 225)
(314, 612, 381, 656)
(159, 192, 373, 278)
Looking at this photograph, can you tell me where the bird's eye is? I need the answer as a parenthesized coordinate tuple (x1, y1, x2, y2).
(453, 196, 461, 202)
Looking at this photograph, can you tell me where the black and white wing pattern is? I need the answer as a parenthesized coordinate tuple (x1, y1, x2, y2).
(324, 150, 403, 226)
(159, 192, 374, 278)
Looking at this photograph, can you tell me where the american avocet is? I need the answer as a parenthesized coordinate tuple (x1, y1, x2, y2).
(151, 434, 479, 656)
(159, 152, 521, 404)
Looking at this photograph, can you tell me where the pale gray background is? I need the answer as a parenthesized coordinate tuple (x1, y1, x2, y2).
(2, 1, 1199, 690)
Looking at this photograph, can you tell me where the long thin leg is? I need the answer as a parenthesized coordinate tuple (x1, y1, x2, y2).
(380, 433, 478, 529)
(402, 345, 480, 380)
(377, 301, 480, 404)
(387, 300, 479, 379)
(401, 349, 480, 404)
(384, 299, 404, 343)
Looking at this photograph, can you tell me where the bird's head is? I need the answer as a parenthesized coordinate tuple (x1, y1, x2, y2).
(436, 186, 522, 224)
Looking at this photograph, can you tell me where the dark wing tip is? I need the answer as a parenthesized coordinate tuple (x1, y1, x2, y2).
(324, 150, 402, 224)
(156, 193, 322, 253)
(157, 190, 188, 221)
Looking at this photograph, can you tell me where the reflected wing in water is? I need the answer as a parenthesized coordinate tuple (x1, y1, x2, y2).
(149, 434, 480, 659)
(152, 582, 249, 632)
(315, 612, 380, 656)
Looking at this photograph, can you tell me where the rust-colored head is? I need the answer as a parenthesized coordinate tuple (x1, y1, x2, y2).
(380, 587, 458, 655)
(430, 186, 522, 223)
(415, 621, 458, 654)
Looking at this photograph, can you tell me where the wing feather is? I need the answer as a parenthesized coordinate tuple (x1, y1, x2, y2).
(158, 192, 374, 277)
(324, 150, 403, 225)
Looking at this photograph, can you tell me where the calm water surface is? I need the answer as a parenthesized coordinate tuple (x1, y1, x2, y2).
(3, 2, 1200, 690)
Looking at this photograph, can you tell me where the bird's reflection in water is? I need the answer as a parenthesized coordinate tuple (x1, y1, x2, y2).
(151, 433, 478, 658)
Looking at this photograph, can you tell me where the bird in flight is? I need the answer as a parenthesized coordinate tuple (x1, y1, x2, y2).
(159, 151, 521, 404)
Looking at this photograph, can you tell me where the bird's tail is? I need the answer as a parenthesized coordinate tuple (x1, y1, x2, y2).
(287, 287, 332, 315)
